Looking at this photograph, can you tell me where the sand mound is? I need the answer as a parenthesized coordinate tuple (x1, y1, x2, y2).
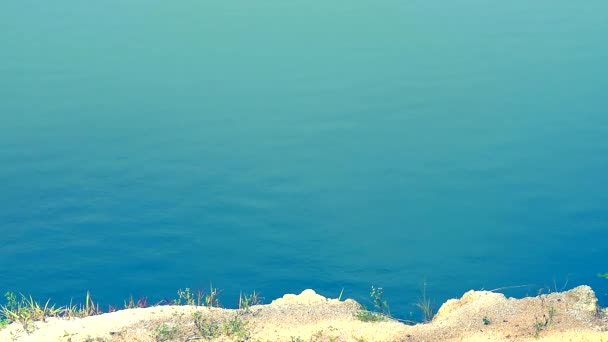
(1, 286, 607, 341)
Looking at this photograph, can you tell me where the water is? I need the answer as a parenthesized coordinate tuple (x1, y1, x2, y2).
(1, 1, 607, 319)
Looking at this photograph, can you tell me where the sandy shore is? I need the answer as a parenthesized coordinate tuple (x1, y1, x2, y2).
(1, 286, 607, 341)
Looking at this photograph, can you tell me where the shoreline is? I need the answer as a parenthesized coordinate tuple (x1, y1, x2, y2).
(1, 286, 607, 341)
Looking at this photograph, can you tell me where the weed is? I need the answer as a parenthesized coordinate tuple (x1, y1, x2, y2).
(415, 281, 434, 323)
(124, 295, 148, 309)
(548, 306, 556, 325)
(239, 290, 263, 311)
(65, 292, 102, 318)
(85, 336, 110, 342)
(354, 310, 386, 322)
(533, 320, 545, 339)
(370, 286, 390, 316)
(154, 323, 178, 342)
(192, 311, 220, 339)
(175, 288, 198, 306)
(82, 336, 110, 342)
(223, 315, 248, 341)
(205, 284, 221, 308)
(482, 316, 491, 325)
(0, 319, 9, 329)
(310, 330, 324, 341)
(0, 291, 62, 329)
(290, 337, 304, 342)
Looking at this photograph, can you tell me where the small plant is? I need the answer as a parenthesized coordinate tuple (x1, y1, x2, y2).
(223, 315, 248, 341)
(82, 336, 110, 342)
(81, 291, 102, 317)
(1, 291, 62, 327)
(415, 281, 434, 323)
(124, 295, 148, 309)
(0, 318, 9, 329)
(533, 320, 545, 338)
(192, 311, 220, 339)
(370, 286, 390, 316)
(290, 337, 304, 342)
(205, 284, 221, 308)
(482, 316, 491, 325)
(354, 310, 386, 322)
(175, 288, 198, 306)
(155, 323, 178, 342)
(239, 290, 263, 311)
(354, 285, 392, 322)
(548, 306, 556, 325)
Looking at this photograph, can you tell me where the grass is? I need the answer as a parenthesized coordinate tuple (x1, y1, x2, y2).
(0, 318, 9, 330)
(1, 280, 437, 332)
(0, 291, 62, 333)
(354, 286, 391, 322)
(192, 311, 221, 339)
(238, 290, 263, 311)
(154, 323, 179, 342)
(533, 319, 545, 339)
(415, 281, 434, 323)
(354, 310, 387, 322)
(222, 315, 249, 340)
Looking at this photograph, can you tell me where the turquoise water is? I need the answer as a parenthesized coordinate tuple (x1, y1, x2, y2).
(1, 1, 608, 319)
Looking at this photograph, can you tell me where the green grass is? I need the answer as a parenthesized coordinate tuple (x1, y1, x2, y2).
(415, 281, 434, 323)
(222, 315, 249, 341)
(1, 292, 62, 328)
(175, 288, 200, 306)
(192, 311, 221, 339)
(0, 281, 439, 330)
(533, 320, 545, 339)
(238, 290, 263, 311)
(354, 310, 387, 322)
(353, 286, 392, 323)
(154, 323, 179, 342)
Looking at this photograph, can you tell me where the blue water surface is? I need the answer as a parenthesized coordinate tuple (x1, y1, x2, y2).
(1, 0, 608, 319)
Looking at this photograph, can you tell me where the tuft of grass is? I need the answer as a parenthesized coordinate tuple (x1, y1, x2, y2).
(239, 290, 263, 311)
(175, 288, 199, 306)
(205, 284, 221, 308)
(63, 292, 102, 319)
(154, 323, 178, 342)
(1, 292, 62, 325)
(415, 281, 434, 323)
(192, 311, 220, 339)
(533, 320, 545, 339)
(124, 295, 148, 309)
(354, 286, 392, 323)
(354, 310, 386, 322)
(548, 306, 556, 325)
(222, 315, 249, 341)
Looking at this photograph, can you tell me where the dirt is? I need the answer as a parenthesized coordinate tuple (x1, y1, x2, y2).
(1, 286, 608, 342)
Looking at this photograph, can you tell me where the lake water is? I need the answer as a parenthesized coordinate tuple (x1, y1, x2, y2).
(1, 1, 607, 319)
